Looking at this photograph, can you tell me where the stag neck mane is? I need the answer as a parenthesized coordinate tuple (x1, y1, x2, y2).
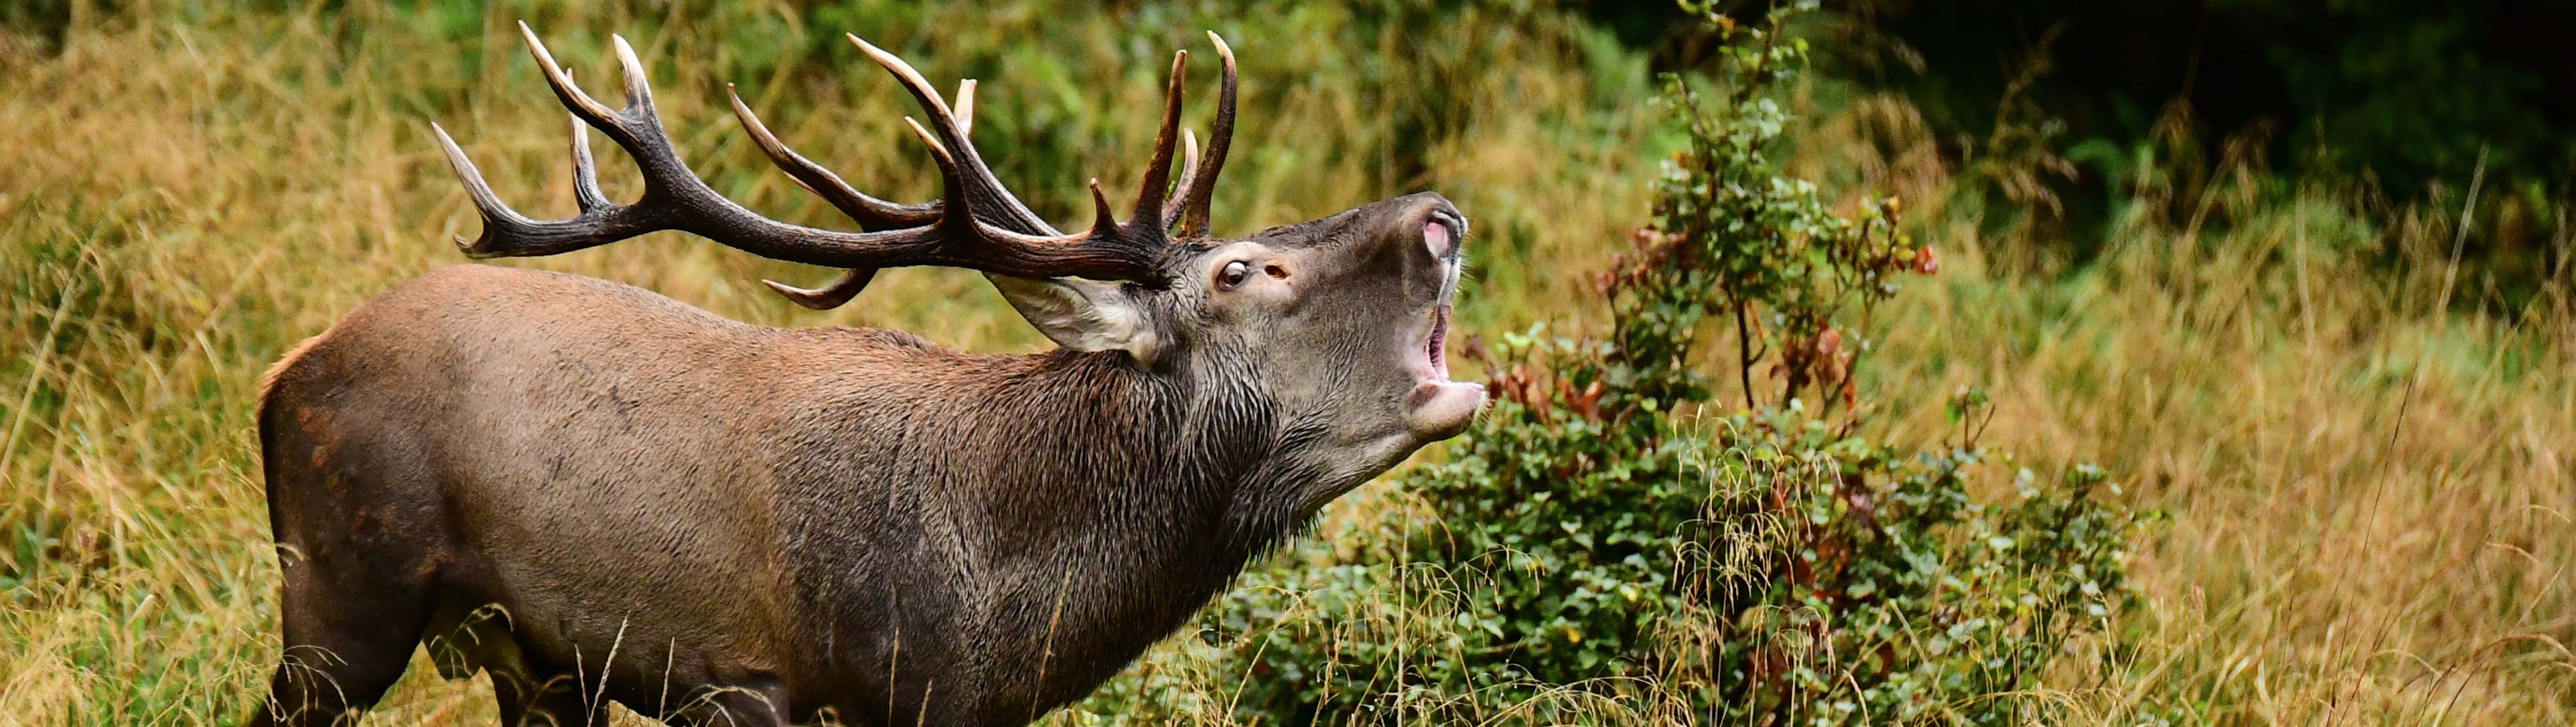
(945, 340, 1329, 538)
(772, 337, 1340, 709)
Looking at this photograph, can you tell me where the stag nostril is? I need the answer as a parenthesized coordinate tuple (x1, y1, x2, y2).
(1423, 220, 1451, 258)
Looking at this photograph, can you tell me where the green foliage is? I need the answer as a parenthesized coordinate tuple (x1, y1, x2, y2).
(1076, 4, 2149, 724)
(1840, 0, 2571, 300)
(1611, 1, 1918, 416)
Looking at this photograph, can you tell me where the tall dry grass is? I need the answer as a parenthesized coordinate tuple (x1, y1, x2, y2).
(1822, 98, 2576, 722)
(3, 2, 2571, 726)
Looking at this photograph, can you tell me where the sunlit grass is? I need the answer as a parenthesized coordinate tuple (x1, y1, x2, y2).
(5, 2, 2573, 726)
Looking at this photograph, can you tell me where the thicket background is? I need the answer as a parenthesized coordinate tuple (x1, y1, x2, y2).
(3, 1, 2571, 724)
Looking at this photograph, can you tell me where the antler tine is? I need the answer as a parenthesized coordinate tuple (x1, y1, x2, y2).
(725, 84, 938, 228)
(1133, 50, 1188, 223)
(432, 121, 549, 252)
(757, 79, 981, 313)
(536, 29, 692, 207)
(439, 23, 686, 258)
(1088, 179, 1123, 240)
(731, 80, 966, 311)
(900, 116, 983, 232)
(764, 268, 878, 310)
(892, 113, 1121, 261)
(610, 35, 656, 118)
(1163, 129, 1201, 231)
(566, 112, 612, 213)
(896, 112, 1170, 260)
(517, 21, 622, 129)
(1175, 31, 1237, 238)
(849, 34, 1052, 235)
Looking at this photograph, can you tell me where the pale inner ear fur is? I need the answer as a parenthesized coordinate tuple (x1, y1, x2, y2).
(987, 274, 1161, 365)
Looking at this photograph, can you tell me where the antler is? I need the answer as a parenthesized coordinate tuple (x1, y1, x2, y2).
(433, 23, 1240, 295)
(729, 80, 971, 309)
(1173, 31, 1236, 238)
(729, 33, 1240, 309)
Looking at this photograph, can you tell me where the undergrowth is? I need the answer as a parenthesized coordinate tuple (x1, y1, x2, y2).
(1074, 6, 2152, 724)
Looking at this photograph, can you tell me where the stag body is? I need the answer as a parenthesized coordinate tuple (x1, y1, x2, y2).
(262, 264, 1370, 724)
(253, 26, 1480, 727)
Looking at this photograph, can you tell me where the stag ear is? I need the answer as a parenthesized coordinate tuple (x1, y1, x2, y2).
(987, 276, 1161, 364)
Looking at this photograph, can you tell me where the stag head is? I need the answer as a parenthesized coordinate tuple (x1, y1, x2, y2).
(431, 25, 1484, 459)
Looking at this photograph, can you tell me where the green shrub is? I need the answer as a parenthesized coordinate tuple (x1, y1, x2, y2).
(1076, 3, 2152, 724)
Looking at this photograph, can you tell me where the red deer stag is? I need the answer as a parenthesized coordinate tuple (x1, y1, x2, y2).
(251, 23, 1482, 727)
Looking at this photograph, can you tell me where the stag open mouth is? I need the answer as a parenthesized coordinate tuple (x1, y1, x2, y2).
(1404, 264, 1482, 438)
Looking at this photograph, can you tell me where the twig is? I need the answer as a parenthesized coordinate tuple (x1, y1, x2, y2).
(2435, 147, 2489, 312)
(1735, 300, 1758, 410)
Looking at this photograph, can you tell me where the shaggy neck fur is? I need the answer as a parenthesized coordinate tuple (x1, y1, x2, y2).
(785, 345, 1345, 716)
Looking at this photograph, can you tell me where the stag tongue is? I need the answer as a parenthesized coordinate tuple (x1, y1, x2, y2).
(1426, 305, 1451, 379)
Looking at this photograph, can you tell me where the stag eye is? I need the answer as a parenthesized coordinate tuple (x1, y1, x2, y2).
(1216, 260, 1253, 291)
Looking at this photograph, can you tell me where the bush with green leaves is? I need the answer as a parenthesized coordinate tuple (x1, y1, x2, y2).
(1069, 3, 2151, 725)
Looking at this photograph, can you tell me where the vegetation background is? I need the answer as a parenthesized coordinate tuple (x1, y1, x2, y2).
(2, 0, 2569, 724)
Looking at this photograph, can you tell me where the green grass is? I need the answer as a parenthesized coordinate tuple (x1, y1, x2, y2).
(4, 1, 2572, 724)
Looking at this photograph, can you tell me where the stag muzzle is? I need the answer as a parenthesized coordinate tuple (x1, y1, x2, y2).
(1402, 216, 1483, 438)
